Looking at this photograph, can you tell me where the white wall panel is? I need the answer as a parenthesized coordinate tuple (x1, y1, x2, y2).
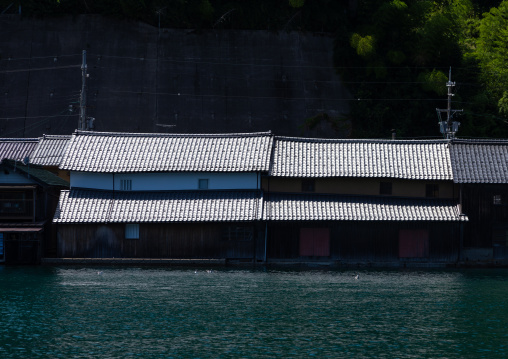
(71, 172, 259, 190)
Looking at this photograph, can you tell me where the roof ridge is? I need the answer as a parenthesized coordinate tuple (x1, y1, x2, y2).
(274, 136, 449, 144)
(74, 130, 273, 138)
(41, 134, 72, 139)
(452, 138, 508, 145)
(0, 138, 39, 142)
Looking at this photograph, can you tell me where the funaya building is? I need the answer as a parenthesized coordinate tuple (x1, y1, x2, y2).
(47, 128, 508, 267)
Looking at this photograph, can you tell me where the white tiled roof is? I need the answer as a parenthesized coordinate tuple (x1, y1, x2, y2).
(270, 137, 452, 180)
(60, 131, 273, 173)
(30, 135, 71, 166)
(450, 139, 508, 183)
(0, 138, 39, 161)
(53, 189, 262, 223)
(263, 193, 466, 221)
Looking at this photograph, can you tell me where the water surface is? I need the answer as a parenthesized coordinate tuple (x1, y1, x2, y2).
(1, 266, 507, 358)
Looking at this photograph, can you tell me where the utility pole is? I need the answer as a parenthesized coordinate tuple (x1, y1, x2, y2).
(79, 50, 87, 130)
(436, 67, 462, 139)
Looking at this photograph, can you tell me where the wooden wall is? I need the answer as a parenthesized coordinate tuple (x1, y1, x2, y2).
(57, 222, 259, 260)
(267, 221, 461, 263)
(263, 177, 458, 199)
(461, 184, 508, 248)
(57, 221, 462, 263)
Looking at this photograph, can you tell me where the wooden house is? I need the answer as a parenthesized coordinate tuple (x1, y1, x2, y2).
(449, 139, 508, 261)
(0, 159, 69, 264)
(262, 137, 467, 265)
(53, 131, 273, 261)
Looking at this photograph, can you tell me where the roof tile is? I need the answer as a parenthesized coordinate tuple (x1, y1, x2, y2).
(263, 193, 466, 222)
(0, 138, 39, 161)
(270, 137, 452, 180)
(53, 189, 262, 223)
(60, 131, 273, 173)
(30, 135, 71, 167)
(450, 139, 508, 183)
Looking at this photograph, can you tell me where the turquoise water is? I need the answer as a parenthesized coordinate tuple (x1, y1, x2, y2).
(1, 266, 507, 358)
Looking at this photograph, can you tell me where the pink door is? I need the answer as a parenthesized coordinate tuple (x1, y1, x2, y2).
(300, 228, 330, 257)
(399, 229, 429, 258)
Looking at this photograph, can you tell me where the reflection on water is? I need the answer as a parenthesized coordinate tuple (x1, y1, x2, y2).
(1, 266, 507, 358)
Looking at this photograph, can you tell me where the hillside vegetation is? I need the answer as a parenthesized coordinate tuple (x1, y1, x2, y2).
(2, 0, 507, 138)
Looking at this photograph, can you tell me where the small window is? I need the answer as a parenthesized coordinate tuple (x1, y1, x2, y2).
(425, 184, 439, 198)
(120, 179, 132, 191)
(380, 182, 392, 195)
(302, 179, 315, 192)
(198, 179, 209, 189)
(125, 224, 139, 239)
(493, 195, 503, 205)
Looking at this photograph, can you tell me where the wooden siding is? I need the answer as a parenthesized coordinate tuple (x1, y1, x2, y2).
(3, 232, 42, 264)
(267, 221, 461, 263)
(57, 223, 260, 260)
(461, 184, 508, 249)
(262, 177, 458, 199)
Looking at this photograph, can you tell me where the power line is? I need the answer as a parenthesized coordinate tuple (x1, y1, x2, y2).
(0, 54, 82, 61)
(0, 64, 80, 73)
(106, 89, 445, 102)
(0, 114, 72, 120)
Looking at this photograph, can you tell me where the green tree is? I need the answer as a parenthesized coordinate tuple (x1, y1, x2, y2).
(475, 1, 508, 116)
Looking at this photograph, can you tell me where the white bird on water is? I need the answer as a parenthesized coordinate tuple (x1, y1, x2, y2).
(97, 271, 103, 275)
(354, 274, 359, 280)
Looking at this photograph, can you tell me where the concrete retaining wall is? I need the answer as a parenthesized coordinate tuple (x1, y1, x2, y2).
(0, 15, 351, 138)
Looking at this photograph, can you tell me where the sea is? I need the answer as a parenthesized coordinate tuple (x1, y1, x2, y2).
(1, 266, 507, 358)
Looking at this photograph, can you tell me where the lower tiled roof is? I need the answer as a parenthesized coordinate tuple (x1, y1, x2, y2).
(1, 159, 69, 187)
(263, 193, 467, 222)
(53, 189, 262, 223)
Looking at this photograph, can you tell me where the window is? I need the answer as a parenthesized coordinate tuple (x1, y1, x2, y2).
(198, 179, 209, 189)
(493, 195, 503, 205)
(222, 226, 253, 241)
(120, 179, 132, 191)
(0, 191, 33, 217)
(425, 184, 439, 198)
(380, 182, 392, 195)
(125, 224, 139, 239)
(301, 179, 315, 192)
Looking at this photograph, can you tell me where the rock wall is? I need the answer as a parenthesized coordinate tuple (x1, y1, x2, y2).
(0, 15, 351, 138)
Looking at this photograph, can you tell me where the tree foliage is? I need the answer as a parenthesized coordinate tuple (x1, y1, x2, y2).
(475, 1, 508, 116)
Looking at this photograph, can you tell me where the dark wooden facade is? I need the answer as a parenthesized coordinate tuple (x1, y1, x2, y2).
(461, 184, 508, 259)
(267, 221, 462, 264)
(0, 161, 69, 264)
(57, 222, 264, 261)
(0, 185, 64, 264)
